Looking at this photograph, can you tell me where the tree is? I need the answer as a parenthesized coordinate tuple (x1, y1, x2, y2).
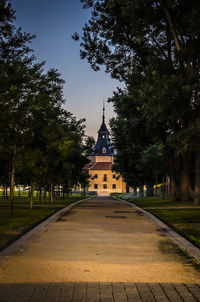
(0, 0, 36, 214)
(110, 91, 167, 196)
(0, 1, 90, 214)
(75, 0, 200, 202)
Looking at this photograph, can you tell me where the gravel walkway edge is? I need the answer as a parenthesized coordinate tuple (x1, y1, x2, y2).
(0, 196, 94, 269)
(113, 196, 200, 263)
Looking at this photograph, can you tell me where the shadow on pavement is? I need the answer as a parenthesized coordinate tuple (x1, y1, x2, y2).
(0, 282, 200, 302)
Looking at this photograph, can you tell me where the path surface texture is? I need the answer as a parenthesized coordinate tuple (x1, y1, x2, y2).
(0, 196, 200, 301)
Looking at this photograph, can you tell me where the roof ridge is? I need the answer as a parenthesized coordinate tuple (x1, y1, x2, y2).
(88, 162, 96, 170)
(88, 161, 113, 170)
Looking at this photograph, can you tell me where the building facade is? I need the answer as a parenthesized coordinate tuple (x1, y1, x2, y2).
(86, 107, 126, 195)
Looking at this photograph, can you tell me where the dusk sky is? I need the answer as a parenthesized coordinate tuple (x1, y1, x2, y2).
(10, 0, 124, 139)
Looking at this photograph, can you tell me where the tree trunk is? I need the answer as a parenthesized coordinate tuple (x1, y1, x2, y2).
(60, 186, 63, 199)
(82, 186, 86, 196)
(18, 186, 21, 197)
(168, 150, 178, 201)
(30, 180, 34, 209)
(160, 0, 181, 51)
(133, 187, 137, 196)
(48, 189, 50, 200)
(180, 152, 192, 202)
(166, 176, 170, 197)
(139, 185, 144, 197)
(146, 183, 154, 197)
(162, 178, 165, 199)
(44, 188, 46, 204)
(3, 183, 5, 198)
(50, 184, 54, 203)
(28, 187, 31, 197)
(39, 187, 42, 204)
(126, 185, 129, 193)
(155, 176, 158, 196)
(10, 163, 15, 216)
(194, 149, 200, 205)
(5, 183, 8, 199)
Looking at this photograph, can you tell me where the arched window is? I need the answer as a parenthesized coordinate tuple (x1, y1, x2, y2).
(102, 147, 106, 153)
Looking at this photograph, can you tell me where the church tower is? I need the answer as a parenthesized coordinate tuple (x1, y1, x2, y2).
(92, 105, 113, 156)
(86, 106, 126, 195)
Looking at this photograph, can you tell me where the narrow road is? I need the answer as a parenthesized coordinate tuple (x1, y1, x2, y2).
(0, 196, 199, 284)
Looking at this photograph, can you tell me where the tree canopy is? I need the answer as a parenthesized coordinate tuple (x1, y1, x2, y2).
(0, 0, 91, 214)
(75, 0, 200, 202)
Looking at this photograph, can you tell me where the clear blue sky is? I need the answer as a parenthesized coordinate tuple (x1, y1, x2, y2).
(10, 0, 123, 139)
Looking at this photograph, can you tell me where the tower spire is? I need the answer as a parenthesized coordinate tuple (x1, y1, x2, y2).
(91, 101, 113, 155)
(102, 100, 105, 124)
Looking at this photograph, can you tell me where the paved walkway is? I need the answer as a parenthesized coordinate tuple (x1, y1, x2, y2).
(1, 282, 200, 302)
(0, 196, 200, 301)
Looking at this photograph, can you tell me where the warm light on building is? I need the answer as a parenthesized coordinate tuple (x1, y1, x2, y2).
(85, 106, 126, 195)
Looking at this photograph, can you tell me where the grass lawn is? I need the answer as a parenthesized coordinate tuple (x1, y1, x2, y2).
(115, 193, 200, 249)
(0, 194, 90, 251)
(149, 208, 200, 249)
(113, 193, 197, 208)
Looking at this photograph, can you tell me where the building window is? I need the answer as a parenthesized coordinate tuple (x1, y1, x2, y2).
(113, 174, 116, 179)
(94, 174, 98, 178)
(112, 184, 116, 189)
(102, 147, 106, 153)
(94, 184, 98, 189)
(103, 184, 107, 189)
(103, 174, 107, 181)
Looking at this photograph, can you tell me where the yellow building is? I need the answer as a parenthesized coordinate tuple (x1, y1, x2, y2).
(86, 107, 126, 195)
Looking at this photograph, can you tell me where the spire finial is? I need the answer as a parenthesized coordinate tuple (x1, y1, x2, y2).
(103, 99, 105, 124)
